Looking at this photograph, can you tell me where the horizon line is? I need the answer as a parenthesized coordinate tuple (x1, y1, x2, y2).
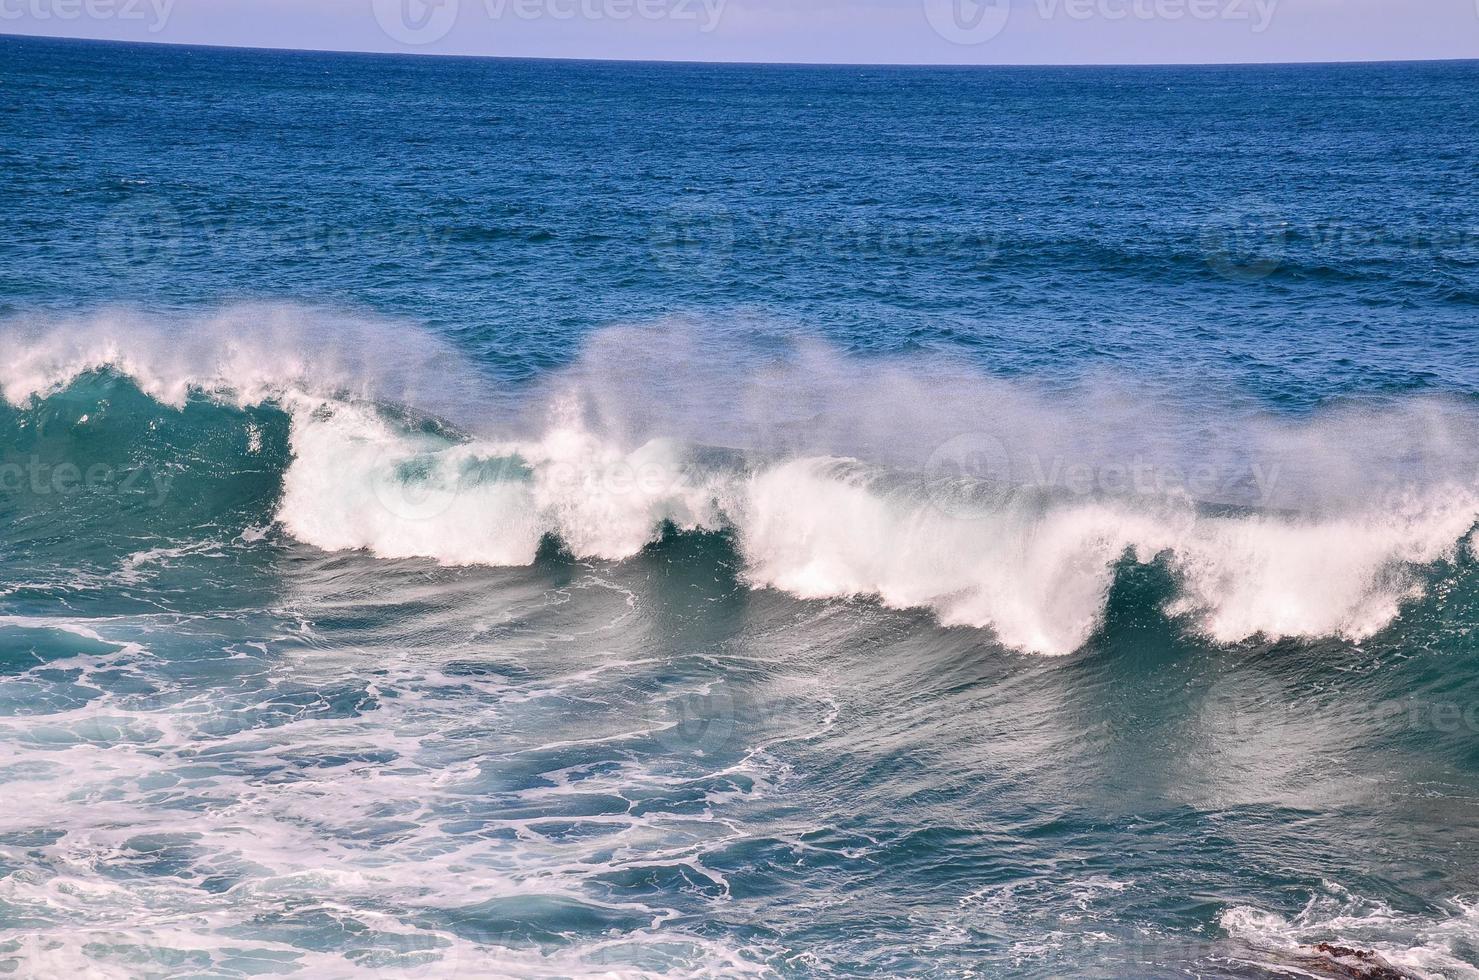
(5, 30, 1478, 71)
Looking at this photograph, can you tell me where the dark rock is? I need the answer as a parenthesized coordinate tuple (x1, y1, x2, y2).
(1308, 943, 1413, 980)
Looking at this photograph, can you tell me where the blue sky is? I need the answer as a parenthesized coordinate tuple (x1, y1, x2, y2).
(3, 0, 1477, 64)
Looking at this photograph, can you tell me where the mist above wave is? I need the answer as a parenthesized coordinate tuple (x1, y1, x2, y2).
(0, 304, 488, 421)
(3, 305, 1476, 655)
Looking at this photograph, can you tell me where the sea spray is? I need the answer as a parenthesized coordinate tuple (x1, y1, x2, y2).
(4, 307, 1475, 656)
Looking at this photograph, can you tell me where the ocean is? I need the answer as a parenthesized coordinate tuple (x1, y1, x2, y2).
(1, 33, 1477, 978)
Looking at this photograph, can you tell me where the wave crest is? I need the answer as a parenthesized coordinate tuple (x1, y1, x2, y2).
(3, 306, 1476, 656)
(271, 402, 1474, 656)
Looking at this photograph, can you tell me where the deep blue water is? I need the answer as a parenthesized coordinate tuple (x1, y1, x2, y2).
(1, 33, 1477, 978)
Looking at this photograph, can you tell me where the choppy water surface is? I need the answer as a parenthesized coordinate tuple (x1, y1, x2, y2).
(1, 35, 1477, 978)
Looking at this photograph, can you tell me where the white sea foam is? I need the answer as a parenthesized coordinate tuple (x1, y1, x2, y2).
(1222, 883, 1479, 980)
(0, 615, 781, 979)
(271, 410, 1477, 655)
(4, 306, 1476, 656)
(736, 459, 1478, 653)
(276, 395, 730, 566)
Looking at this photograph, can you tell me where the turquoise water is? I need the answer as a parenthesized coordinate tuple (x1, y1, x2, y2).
(1, 34, 1477, 978)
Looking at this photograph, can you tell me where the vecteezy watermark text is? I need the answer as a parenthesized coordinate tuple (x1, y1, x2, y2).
(1038, 0, 1275, 29)
(372, 0, 726, 46)
(1207, 693, 1479, 736)
(647, 205, 1000, 276)
(924, 434, 1285, 516)
(1198, 204, 1479, 283)
(925, 0, 1277, 45)
(0, 0, 174, 32)
(95, 194, 452, 277)
(485, 0, 723, 27)
(0, 458, 172, 508)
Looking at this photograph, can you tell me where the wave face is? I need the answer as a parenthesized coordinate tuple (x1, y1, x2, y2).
(4, 308, 1477, 658)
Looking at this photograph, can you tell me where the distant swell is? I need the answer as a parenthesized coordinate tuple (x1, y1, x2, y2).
(3, 306, 1476, 656)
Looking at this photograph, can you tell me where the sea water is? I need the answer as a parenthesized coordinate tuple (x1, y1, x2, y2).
(1, 35, 1477, 978)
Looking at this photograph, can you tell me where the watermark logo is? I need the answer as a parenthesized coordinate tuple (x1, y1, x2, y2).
(370, 450, 461, 522)
(372, 0, 460, 45)
(1199, 201, 1288, 282)
(0, 0, 176, 33)
(647, 202, 736, 276)
(650, 682, 753, 756)
(95, 194, 181, 276)
(924, 432, 1012, 519)
(923, 0, 1012, 44)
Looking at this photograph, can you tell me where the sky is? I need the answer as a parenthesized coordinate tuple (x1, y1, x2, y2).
(2, 0, 1477, 64)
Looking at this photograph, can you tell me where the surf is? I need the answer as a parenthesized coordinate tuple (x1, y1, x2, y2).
(3, 305, 1476, 657)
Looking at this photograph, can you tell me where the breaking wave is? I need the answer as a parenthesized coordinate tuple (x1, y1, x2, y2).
(3, 305, 1476, 656)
